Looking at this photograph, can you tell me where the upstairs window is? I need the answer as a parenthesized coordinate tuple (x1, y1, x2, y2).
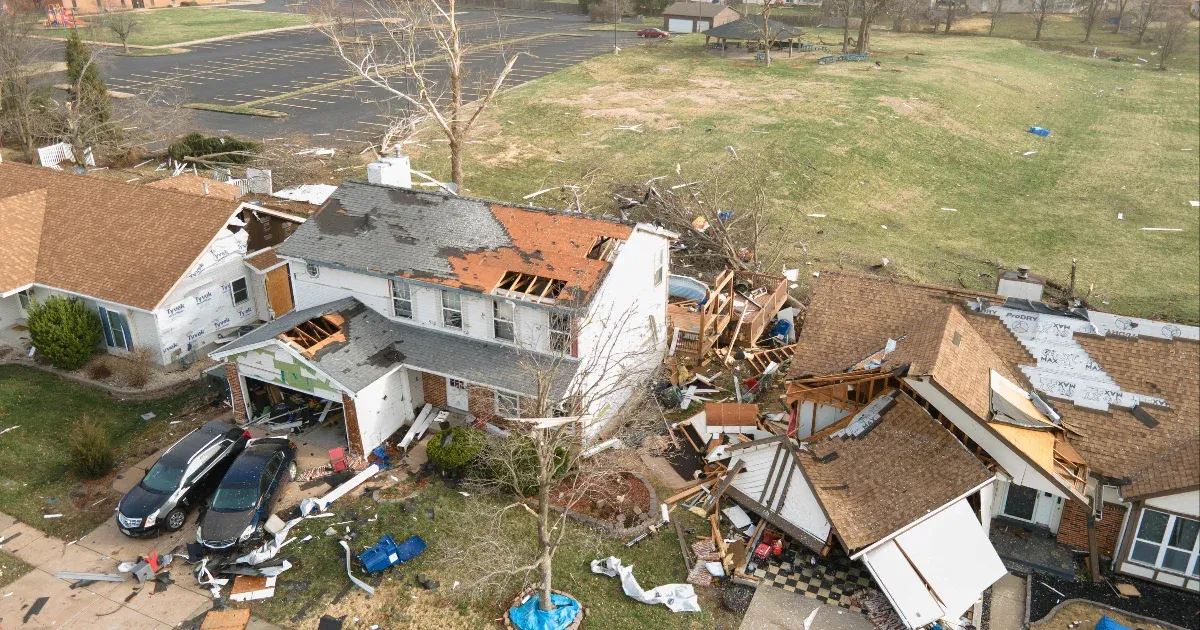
(493, 299, 515, 342)
(441, 291, 463, 330)
(391, 280, 413, 319)
(549, 311, 572, 355)
(654, 248, 665, 287)
(230, 278, 249, 306)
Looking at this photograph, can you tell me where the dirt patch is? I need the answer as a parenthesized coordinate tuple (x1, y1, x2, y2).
(548, 471, 652, 529)
(1034, 601, 1174, 630)
(295, 584, 487, 630)
(686, 77, 733, 89)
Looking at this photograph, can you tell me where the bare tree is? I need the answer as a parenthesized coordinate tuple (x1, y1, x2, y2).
(837, 0, 855, 52)
(48, 43, 190, 163)
(892, 0, 918, 32)
(1111, 0, 1131, 32)
(446, 305, 663, 614)
(1154, 11, 1188, 69)
(753, 0, 791, 66)
(857, 0, 892, 51)
(988, 0, 1005, 35)
(1081, 0, 1104, 42)
(0, 10, 54, 155)
(313, 0, 522, 189)
(1033, 0, 1052, 40)
(104, 12, 140, 53)
(941, 0, 965, 34)
(1134, 0, 1159, 44)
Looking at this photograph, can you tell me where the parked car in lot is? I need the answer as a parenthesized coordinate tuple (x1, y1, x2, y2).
(196, 437, 297, 550)
(637, 28, 670, 38)
(116, 421, 249, 537)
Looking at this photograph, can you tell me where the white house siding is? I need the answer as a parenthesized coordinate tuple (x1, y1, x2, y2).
(352, 368, 415, 453)
(288, 261, 553, 352)
(1145, 490, 1200, 517)
(233, 346, 344, 403)
(0, 294, 26, 339)
(153, 226, 259, 366)
(730, 443, 833, 544)
(573, 227, 670, 436)
(10, 285, 159, 363)
(245, 267, 272, 324)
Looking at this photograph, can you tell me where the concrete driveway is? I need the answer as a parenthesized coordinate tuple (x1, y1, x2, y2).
(738, 584, 876, 630)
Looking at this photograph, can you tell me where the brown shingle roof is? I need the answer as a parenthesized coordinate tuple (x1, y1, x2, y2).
(788, 272, 1027, 379)
(800, 392, 992, 552)
(1059, 335, 1199, 497)
(0, 162, 242, 310)
(147, 174, 241, 201)
(0, 189, 47, 293)
(245, 248, 284, 272)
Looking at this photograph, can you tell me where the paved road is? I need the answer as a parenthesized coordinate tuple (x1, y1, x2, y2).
(99, 10, 634, 143)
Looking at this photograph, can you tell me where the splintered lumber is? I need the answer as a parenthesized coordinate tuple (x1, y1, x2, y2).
(673, 518, 692, 571)
(704, 459, 745, 512)
(664, 479, 717, 504)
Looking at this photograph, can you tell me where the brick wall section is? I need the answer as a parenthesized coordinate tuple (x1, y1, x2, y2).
(342, 394, 363, 455)
(225, 362, 247, 422)
(468, 385, 496, 423)
(422, 373, 447, 408)
(1057, 500, 1128, 558)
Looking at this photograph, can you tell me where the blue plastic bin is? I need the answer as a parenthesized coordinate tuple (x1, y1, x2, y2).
(359, 534, 427, 574)
(1029, 126, 1051, 136)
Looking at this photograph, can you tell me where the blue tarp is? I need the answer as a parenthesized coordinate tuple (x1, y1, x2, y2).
(1094, 616, 1132, 630)
(508, 593, 581, 630)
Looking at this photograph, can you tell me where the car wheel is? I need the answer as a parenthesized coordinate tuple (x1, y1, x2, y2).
(164, 507, 187, 531)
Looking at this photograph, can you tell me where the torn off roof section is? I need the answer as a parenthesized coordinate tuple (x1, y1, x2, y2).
(277, 181, 634, 306)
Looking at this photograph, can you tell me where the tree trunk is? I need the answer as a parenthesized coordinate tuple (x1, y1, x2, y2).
(945, 4, 955, 33)
(1114, 2, 1126, 32)
(842, 4, 850, 52)
(122, 40, 129, 53)
(536, 442, 554, 612)
(856, 15, 871, 52)
(1035, 13, 1046, 40)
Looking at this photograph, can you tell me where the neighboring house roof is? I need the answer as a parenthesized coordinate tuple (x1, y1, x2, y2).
(277, 181, 634, 306)
(215, 298, 579, 399)
(1057, 335, 1199, 497)
(245, 248, 285, 272)
(702, 15, 804, 40)
(799, 391, 992, 552)
(788, 272, 1029, 379)
(0, 162, 241, 310)
(147, 175, 241, 201)
(662, 1, 738, 17)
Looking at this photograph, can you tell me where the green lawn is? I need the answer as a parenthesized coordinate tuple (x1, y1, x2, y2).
(402, 22, 1200, 323)
(42, 7, 309, 47)
(253, 481, 741, 629)
(0, 549, 33, 589)
(0, 365, 203, 539)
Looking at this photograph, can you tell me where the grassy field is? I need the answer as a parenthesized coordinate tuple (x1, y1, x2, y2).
(41, 7, 309, 47)
(252, 481, 742, 630)
(402, 18, 1199, 322)
(0, 366, 203, 539)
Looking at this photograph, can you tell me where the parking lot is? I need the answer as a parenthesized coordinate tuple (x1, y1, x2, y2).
(102, 10, 637, 143)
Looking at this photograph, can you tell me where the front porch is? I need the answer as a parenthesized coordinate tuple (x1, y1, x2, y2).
(990, 517, 1080, 580)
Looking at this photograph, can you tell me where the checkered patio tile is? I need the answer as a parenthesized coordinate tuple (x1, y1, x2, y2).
(750, 544, 875, 614)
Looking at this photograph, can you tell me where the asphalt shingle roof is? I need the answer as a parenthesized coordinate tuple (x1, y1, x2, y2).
(702, 15, 803, 41)
(276, 181, 633, 305)
(216, 298, 579, 398)
(0, 162, 241, 310)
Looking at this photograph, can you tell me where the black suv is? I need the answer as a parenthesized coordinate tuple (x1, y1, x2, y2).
(196, 437, 297, 550)
(116, 421, 249, 537)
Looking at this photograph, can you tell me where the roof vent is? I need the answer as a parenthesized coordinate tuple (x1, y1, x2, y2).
(1017, 265, 1029, 279)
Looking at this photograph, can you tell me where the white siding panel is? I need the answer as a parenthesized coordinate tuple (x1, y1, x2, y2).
(1145, 490, 1200, 517)
(863, 542, 945, 629)
(353, 368, 414, 453)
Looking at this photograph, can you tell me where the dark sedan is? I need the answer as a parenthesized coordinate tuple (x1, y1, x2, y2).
(116, 421, 249, 537)
(196, 437, 297, 550)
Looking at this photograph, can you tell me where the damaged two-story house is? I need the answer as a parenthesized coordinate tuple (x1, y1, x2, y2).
(710, 270, 1197, 628)
(0, 163, 301, 368)
(212, 157, 676, 455)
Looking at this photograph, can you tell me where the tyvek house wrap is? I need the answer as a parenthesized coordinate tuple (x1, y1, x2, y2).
(156, 226, 257, 363)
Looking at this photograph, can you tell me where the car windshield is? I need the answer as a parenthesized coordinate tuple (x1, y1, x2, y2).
(141, 461, 185, 494)
(210, 483, 259, 512)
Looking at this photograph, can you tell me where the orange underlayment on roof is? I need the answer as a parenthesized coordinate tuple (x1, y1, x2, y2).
(705, 402, 759, 427)
(432, 204, 633, 303)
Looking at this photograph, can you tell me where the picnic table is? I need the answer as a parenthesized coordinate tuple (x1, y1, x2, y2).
(839, 52, 870, 61)
(818, 55, 837, 65)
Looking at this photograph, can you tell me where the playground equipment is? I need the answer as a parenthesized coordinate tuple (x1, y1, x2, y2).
(45, 6, 86, 28)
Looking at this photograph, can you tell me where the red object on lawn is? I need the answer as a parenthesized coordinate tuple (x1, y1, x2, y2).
(329, 447, 347, 472)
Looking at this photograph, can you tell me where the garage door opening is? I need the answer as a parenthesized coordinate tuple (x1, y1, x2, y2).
(242, 376, 347, 451)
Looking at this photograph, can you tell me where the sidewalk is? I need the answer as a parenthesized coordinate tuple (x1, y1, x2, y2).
(0, 511, 281, 629)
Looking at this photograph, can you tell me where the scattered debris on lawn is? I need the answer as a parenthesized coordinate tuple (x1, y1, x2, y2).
(339, 540, 375, 596)
(590, 556, 701, 612)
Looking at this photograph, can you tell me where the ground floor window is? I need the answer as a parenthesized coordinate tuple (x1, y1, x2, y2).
(17, 290, 31, 312)
(496, 391, 520, 418)
(1130, 508, 1200, 576)
(99, 307, 134, 350)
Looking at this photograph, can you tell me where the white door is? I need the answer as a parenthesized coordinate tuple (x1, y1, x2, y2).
(667, 18, 693, 33)
(446, 378, 469, 410)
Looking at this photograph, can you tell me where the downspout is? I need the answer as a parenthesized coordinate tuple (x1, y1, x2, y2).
(1086, 483, 1102, 583)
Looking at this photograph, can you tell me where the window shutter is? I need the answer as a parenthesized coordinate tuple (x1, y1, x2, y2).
(99, 307, 115, 347)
